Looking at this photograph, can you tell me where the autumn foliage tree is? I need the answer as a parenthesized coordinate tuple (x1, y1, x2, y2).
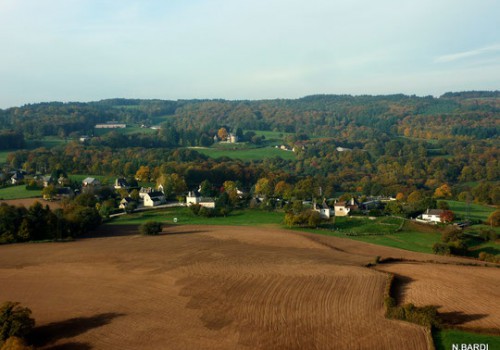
(434, 184, 452, 199)
(0, 302, 35, 344)
(217, 127, 228, 141)
(439, 210, 455, 223)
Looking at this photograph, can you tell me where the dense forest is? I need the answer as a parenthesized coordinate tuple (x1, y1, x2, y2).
(0, 92, 498, 205)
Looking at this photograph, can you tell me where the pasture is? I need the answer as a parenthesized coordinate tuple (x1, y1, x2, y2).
(442, 200, 496, 222)
(190, 146, 295, 161)
(304, 218, 442, 254)
(111, 207, 284, 226)
(0, 185, 40, 200)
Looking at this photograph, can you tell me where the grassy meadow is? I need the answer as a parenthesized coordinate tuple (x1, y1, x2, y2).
(110, 206, 285, 227)
(0, 185, 41, 200)
(192, 146, 295, 161)
(442, 200, 496, 222)
(299, 218, 442, 254)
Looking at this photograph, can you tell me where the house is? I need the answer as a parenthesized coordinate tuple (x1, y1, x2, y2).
(336, 147, 352, 152)
(313, 200, 332, 219)
(228, 133, 238, 143)
(114, 178, 130, 190)
(119, 197, 134, 209)
(79, 136, 91, 143)
(143, 191, 166, 207)
(42, 175, 54, 187)
(421, 209, 444, 223)
(95, 121, 126, 129)
(334, 198, 358, 217)
(58, 176, 69, 186)
(11, 171, 24, 185)
(186, 191, 215, 208)
(82, 177, 101, 187)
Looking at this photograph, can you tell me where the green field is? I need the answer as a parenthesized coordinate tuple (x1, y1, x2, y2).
(299, 218, 442, 254)
(433, 329, 500, 350)
(443, 200, 496, 222)
(0, 185, 41, 200)
(192, 146, 295, 161)
(110, 207, 285, 226)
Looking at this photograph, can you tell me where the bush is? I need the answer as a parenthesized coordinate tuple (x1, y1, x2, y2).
(479, 228, 497, 242)
(478, 252, 500, 263)
(432, 243, 451, 255)
(139, 221, 163, 236)
(0, 302, 35, 343)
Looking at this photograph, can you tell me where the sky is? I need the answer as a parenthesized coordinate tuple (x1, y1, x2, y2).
(0, 0, 499, 108)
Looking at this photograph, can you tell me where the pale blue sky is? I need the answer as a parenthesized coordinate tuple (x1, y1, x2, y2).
(0, 0, 499, 107)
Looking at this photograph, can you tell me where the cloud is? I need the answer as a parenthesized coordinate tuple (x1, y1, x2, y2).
(434, 44, 500, 63)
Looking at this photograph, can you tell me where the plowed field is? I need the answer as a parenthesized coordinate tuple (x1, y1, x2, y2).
(0, 225, 494, 349)
(376, 262, 500, 330)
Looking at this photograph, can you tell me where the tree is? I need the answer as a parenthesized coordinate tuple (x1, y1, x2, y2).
(254, 178, 272, 198)
(274, 181, 293, 200)
(134, 165, 151, 182)
(222, 180, 239, 205)
(308, 211, 322, 228)
(41, 185, 57, 200)
(407, 191, 423, 204)
(139, 221, 163, 235)
(0, 302, 35, 343)
(199, 180, 215, 198)
(434, 184, 452, 199)
(439, 210, 455, 223)
(157, 173, 187, 199)
(486, 210, 500, 227)
(217, 127, 228, 141)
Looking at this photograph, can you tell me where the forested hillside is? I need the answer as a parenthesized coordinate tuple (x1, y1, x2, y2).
(0, 92, 498, 205)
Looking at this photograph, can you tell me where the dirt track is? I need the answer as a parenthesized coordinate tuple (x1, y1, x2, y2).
(0, 225, 495, 349)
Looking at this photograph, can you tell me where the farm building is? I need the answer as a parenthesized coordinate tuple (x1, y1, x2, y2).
(10, 171, 24, 185)
(82, 177, 101, 187)
(95, 121, 126, 129)
(313, 200, 332, 219)
(114, 178, 130, 190)
(334, 198, 358, 217)
(421, 209, 444, 223)
(186, 191, 216, 208)
(143, 191, 166, 207)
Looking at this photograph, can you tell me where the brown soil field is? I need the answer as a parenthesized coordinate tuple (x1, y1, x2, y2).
(376, 262, 500, 331)
(0, 225, 494, 349)
(0, 198, 62, 210)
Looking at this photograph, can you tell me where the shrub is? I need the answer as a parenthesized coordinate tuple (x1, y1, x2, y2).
(479, 228, 497, 242)
(432, 243, 451, 255)
(139, 221, 163, 236)
(486, 210, 500, 227)
(478, 252, 500, 263)
(0, 302, 35, 343)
